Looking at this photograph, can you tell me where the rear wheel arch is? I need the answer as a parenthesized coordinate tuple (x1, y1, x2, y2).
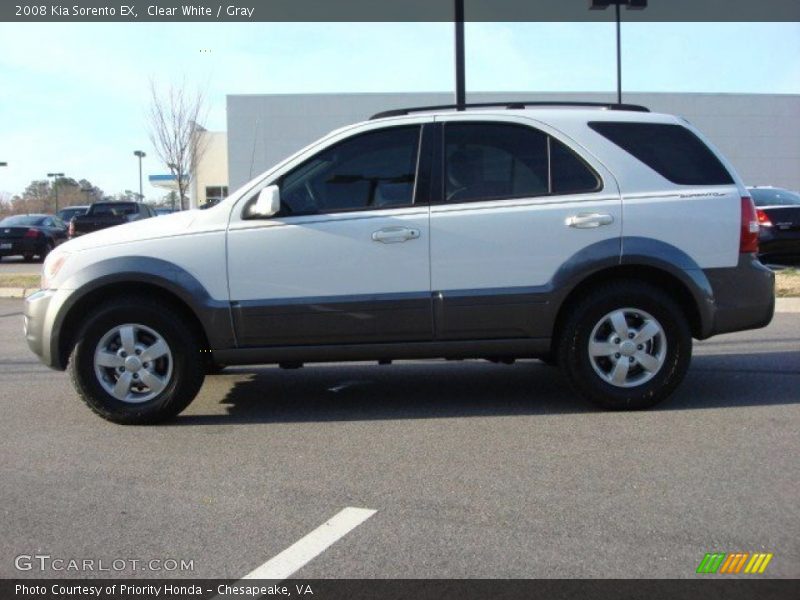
(551, 264, 705, 355)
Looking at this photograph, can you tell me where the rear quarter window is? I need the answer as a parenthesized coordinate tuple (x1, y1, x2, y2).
(588, 121, 734, 186)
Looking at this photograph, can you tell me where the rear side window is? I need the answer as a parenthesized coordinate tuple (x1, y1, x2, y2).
(443, 123, 600, 203)
(589, 122, 733, 185)
(550, 139, 601, 194)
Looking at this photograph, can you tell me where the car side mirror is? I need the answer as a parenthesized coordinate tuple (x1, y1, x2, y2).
(244, 185, 281, 219)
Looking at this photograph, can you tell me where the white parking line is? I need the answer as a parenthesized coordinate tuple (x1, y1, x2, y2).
(240, 507, 377, 581)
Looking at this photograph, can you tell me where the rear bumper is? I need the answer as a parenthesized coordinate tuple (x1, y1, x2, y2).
(0, 239, 44, 257)
(758, 230, 800, 261)
(704, 254, 775, 337)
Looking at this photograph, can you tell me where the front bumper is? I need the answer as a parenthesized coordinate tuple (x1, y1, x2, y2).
(704, 254, 775, 337)
(24, 289, 60, 369)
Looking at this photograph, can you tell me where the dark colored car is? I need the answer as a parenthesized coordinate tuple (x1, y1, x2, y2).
(154, 207, 177, 216)
(0, 214, 68, 262)
(56, 205, 89, 222)
(69, 201, 155, 238)
(749, 187, 800, 264)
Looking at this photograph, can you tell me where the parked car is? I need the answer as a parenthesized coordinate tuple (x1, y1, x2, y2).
(56, 205, 89, 223)
(69, 201, 155, 238)
(154, 207, 178, 216)
(24, 101, 774, 424)
(748, 186, 800, 264)
(0, 214, 67, 262)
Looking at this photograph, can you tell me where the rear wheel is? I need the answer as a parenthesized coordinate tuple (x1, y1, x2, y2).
(38, 241, 54, 262)
(68, 297, 205, 424)
(557, 282, 692, 410)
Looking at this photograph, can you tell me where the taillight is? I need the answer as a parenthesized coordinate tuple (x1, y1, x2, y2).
(68, 220, 75, 237)
(740, 196, 759, 254)
(756, 208, 773, 227)
(24, 228, 40, 239)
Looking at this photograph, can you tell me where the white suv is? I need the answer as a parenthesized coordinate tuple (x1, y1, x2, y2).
(24, 102, 775, 423)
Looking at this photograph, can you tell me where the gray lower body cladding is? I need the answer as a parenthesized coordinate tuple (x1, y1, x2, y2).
(25, 253, 774, 370)
(703, 253, 775, 337)
(23, 289, 54, 366)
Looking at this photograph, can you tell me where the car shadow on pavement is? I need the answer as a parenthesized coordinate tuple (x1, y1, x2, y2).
(173, 350, 800, 425)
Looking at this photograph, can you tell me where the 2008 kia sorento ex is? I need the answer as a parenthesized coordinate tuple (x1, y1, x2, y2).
(24, 102, 775, 424)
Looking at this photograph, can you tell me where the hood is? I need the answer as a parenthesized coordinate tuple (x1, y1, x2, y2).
(63, 211, 198, 252)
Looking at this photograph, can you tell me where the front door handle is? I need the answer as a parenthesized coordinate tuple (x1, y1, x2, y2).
(566, 213, 614, 229)
(372, 227, 421, 244)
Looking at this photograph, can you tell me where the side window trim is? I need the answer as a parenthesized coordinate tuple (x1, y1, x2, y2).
(274, 124, 425, 217)
(433, 121, 604, 206)
(413, 122, 440, 206)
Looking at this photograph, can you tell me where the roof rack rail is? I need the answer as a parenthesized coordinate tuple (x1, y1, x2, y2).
(370, 101, 650, 120)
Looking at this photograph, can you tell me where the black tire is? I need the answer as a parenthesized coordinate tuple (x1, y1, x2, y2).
(38, 241, 54, 262)
(538, 353, 558, 367)
(68, 296, 205, 424)
(557, 281, 692, 410)
(205, 362, 227, 375)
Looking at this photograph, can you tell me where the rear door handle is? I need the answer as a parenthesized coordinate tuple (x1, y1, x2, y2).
(372, 227, 421, 244)
(566, 213, 614, 229)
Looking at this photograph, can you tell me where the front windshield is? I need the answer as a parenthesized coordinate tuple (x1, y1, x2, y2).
(749, 188, 800, 207)
(0, 215, 46, 226)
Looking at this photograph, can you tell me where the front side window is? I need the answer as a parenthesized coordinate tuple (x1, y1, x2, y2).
(279, 126, 420, 215)
(444, 122, 600, 203)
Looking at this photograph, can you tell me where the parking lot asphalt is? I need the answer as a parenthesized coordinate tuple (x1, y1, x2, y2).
(0, 298, 797, 580)
(0, 257, 43, 274)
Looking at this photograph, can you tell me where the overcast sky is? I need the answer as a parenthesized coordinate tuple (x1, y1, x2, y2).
(0, 21, 798, 199)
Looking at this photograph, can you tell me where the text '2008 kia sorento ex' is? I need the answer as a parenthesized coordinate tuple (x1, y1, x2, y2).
(24, 102, 775, 424)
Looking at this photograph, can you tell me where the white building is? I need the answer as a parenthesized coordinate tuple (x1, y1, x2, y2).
(226, 92, 800, 192)
(149, 127, 229, 209)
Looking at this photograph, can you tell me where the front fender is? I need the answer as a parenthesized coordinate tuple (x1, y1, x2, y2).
(42, 256, 233, 369)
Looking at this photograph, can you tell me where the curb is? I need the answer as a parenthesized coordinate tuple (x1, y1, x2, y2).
(776, 297, 800, 313)
(0, 288, 33, 299)
(0, 287, 799, 311)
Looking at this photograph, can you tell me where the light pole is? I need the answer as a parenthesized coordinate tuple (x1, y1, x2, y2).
(47, 172, 65, 212)
(590, 0, 648, 105)
(133, 150, 146, 202)
(454, 0, 465, 110)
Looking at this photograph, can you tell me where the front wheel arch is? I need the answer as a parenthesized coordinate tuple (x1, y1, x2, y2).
(57, 282, 211, 370)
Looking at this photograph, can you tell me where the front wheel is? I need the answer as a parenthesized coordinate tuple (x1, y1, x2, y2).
(68, 297, 205, 424)
(557, 282, 692, 410)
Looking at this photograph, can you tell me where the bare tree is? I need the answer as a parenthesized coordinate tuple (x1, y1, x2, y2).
(147, 80, 209, 210)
